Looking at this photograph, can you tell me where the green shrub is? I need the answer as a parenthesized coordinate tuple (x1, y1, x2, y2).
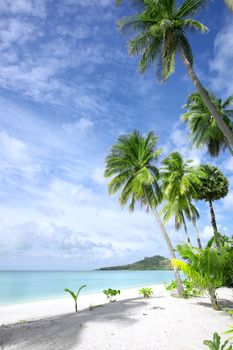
(204, 332, 232, 350)
(165, 278, 202, 298)
(103, 288, 120, 302)
(139, 287, 153, 298)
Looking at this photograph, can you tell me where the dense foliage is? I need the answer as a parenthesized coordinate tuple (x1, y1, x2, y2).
(197, 164, 229, 202)
(172, 241, 233, 309)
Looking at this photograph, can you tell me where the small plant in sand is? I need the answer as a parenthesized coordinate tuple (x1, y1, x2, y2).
(139, 287, 153, 298)
(64, 285, 87, 312)
(103, 288, 120, 303)
(165, 279, 202, 298)
(203, 332, 232, 350)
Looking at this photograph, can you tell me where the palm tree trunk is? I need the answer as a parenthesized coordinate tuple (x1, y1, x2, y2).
(208, 199, 221, 253)
(207, 287, 221, 310)
(181, 212, 192, 245)
(150, 206, 184, 296)
(227, 143, 233, 156)
(193, 221, 203, 249)
(179, 51, 233, 148)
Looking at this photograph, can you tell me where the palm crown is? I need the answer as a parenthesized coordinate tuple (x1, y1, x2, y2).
(118, 0, 208, 80)
(160, 151, 202, 244)
(160, 151, 201, 202)
(182, 92, 233, 157)
(104, 130, 162, 211)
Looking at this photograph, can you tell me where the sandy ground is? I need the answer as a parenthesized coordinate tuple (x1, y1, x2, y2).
(0, 285, 232, 350)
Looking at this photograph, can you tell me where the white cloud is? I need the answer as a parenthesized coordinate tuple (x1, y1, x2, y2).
(0, 0, 47, 17)
(223, 191, 233, 211)
(63, 118, 94, 134)
(201, 225, 213, 240)
(224, 157, 233, 172)
(209, 17, 233, 95)
(0, 130, 29, 164)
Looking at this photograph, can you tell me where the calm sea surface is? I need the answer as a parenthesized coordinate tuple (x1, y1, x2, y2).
(0, 270, 175, 305)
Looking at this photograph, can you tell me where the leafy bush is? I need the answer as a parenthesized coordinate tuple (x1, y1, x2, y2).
(165, 279, 202, 298)
(64, 285, 87, 312)
(139, 287, 153, 298)
(204, 332, 232, 350)
(103, 288, 120, 302)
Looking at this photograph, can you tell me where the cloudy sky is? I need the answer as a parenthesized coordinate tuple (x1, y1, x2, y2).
(0, 0, 232, 270)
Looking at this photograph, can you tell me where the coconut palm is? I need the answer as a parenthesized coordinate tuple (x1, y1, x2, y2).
(104, 130, 184, 295)
(182, 91, 233, 157)
(160, 152, 203, 248)
(117, 0, 233, 146)
(197, 164, 229, 252)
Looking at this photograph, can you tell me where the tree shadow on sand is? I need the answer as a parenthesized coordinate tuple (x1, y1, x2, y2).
(0, 297, 150, 350)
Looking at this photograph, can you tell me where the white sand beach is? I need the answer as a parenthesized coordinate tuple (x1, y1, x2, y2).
(0, 284, 232, 350)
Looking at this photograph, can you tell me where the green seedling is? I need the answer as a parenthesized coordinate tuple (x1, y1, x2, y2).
(204, 332, 232, 350)
(64, 285, 87, 312)
(139, 287, 153, 298)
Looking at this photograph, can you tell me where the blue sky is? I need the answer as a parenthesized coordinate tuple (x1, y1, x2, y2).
(0, 0, 232, 270)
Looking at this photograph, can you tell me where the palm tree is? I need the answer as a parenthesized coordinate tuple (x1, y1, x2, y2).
(104, 130, 184, 296)
(117, 0, 233, 146)
(182, 91, 233, 157)
(197, 164, 229, 252)
(160, 151, 203, 249)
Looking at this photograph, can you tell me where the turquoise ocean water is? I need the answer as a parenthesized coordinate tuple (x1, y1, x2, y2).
(0, 270, 174, 305)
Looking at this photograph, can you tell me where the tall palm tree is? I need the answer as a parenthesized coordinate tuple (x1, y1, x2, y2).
(104, 130, 184, 296)
(160, 152, 203, 249)
(182, 91, 233, 157)
(197, 164, 229, 252)
(117, 0, 233, 146)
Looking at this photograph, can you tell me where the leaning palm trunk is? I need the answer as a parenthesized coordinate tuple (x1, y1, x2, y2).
(207, 287, 221, 310)
(180, 51, 233, 147)
(208, 199, 221, 253)
(227, 143, 233, 156)
(181, 212, 192, 245)
(150, 205, 184, 296)
(193, 221, 203, 249)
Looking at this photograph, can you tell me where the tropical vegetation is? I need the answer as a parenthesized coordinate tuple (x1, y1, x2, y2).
(117, 0, 233, 146)
(160, 151, 203, 248)
(172, 241, 233, 309)
(182, 91, 233, 157)
(104, 130, 184, 296)
(196, 164, 229, 252)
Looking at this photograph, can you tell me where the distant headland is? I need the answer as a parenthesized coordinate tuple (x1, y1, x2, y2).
(97, 255, 172, 270)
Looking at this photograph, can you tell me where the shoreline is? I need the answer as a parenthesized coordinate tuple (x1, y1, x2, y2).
(0, 283, 165, 325)
(0, 279, 171, 307)
(0, 286, 232, 350)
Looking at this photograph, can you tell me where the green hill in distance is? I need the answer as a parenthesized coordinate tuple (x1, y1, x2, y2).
(98, 255, 172, 270)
